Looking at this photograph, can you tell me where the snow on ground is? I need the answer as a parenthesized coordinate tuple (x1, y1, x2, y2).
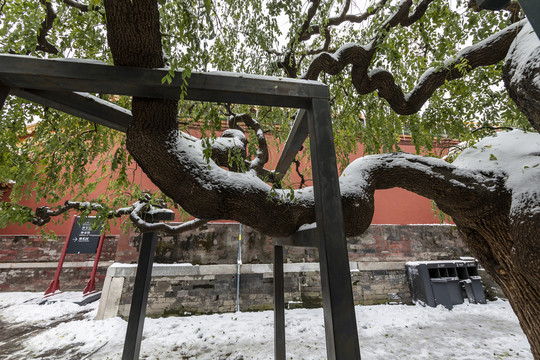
(0, 292, 532, 359)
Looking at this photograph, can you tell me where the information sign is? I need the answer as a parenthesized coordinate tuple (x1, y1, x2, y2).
(66, 216, 103, 254)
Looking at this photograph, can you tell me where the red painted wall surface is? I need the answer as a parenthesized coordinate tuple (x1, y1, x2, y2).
(0, 135, 452, 236)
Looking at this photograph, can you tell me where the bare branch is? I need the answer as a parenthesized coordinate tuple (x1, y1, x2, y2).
(128, 200, 208, 234)
(293, 158, 307, 189)
(62, 0, 90, 12)
(293, 0, 321, 47)
(31, 196, 208, 235)
(305, 30, 332, 55)
(36, 0, 59, 55)
(302, 0, 435, 81)
(299, 0, 388, 42)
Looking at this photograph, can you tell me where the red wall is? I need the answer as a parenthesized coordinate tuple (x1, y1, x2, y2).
(0, 135, 451, 236)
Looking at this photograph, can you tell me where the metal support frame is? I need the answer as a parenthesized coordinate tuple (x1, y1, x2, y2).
(122, 211, 175, 360)
(122, 231, 157, 360)
(272, 100, 361, 360)
(274, 244, 286, 360)
(309, 99, 361, 359)
(518, 0, 540, 40)
(0, 85, 9, 110)
(0, 54, 361, 359)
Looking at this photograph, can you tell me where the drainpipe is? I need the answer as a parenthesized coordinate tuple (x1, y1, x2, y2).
(235, 223, 242, 312)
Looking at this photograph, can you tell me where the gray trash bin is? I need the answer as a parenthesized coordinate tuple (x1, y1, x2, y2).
(458, 262, 487, 304)
(406, 260, 485, 309)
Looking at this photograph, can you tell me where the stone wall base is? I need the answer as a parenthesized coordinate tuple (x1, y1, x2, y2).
(0, 261, 114, 292)
(96, 262, 411, 319)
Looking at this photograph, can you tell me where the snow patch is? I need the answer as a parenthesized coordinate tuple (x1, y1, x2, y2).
(0, 292, 532, 359)
(452, 130, 540, 216)
(505, 21, 540, 87)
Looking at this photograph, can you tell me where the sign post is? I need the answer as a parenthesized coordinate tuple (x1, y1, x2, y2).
(83, 232, 106, 295)
(44, 215, 104, 296)
(44, 216, 78, 296)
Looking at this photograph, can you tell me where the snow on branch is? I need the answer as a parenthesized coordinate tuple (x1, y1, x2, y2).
(503, 22, 540, 133)
(32, 195, 208, 235)
(33, 201, 110, 226)
(228, 113, 269, 175)
(340, 151, 504, 211)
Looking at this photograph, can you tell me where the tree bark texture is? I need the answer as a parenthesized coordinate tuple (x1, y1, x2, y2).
(103, 1, 540, 358)
(503, 22, 540, 133)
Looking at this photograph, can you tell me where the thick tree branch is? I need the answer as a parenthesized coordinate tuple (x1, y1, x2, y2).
(282, 0, 388, 75)
(207, 129, 248, 171)
(339, 152, 508, 235)
(503, 22, 540, 133)
(303, 19, 525, 115)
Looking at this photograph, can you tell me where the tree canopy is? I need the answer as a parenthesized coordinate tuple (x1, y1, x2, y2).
(0, 0, 533, 229)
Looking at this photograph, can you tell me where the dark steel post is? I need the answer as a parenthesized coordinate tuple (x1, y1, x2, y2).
(307, 98, 361, 360)
(274, 244, 286, 360)
(0, 85, 9, 110)
(518, 0, 540, 39)
(122, 231, 158, 360)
